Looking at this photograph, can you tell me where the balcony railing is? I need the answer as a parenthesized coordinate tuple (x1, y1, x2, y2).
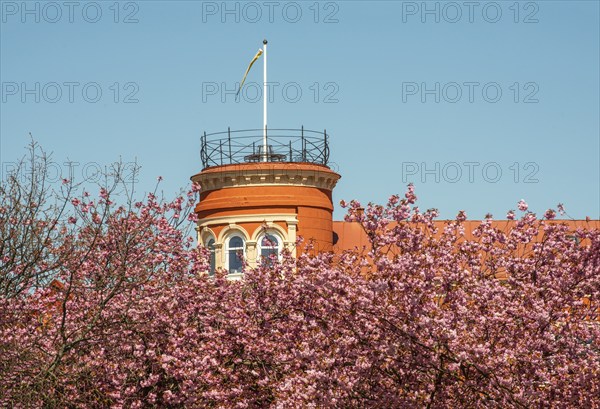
(200, 127, 330, 169)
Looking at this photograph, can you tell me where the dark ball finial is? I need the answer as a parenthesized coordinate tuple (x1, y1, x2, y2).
(263, 39, 268, 45)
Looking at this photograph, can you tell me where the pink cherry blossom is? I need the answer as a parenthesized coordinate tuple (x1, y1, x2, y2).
(2, 154, 599, 409)
(518, 199, 528, 211)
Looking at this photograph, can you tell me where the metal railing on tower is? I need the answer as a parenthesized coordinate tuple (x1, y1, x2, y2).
(200, 126, 330, 169)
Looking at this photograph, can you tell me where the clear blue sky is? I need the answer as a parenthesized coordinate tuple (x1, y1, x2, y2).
(1, 1, 599, 220)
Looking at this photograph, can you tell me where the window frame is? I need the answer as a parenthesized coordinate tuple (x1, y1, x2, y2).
(257, 231, 282, 266)
(226, 233, 246, 273)
(206, 237, 216, 275)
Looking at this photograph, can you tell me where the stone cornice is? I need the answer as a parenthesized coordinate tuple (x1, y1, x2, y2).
(198, 214, 299, 229)
(191, 163, 340, 193)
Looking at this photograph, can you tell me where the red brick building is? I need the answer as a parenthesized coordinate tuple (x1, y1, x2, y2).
(191, 128, 598, 277)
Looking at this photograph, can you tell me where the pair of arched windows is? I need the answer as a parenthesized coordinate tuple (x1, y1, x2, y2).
(205, 232, 282, 275)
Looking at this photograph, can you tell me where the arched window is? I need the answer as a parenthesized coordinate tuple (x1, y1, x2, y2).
(207, 238, 216, 275)
(258, 233, 282, 266)
(226, 235, 245, 273)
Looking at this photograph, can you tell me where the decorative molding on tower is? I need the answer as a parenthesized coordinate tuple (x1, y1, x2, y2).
(198, 214, 299, 229)
(191, 163, 340, 193)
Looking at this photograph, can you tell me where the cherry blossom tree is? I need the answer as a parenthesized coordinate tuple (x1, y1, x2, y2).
(1, 146, 599, 408)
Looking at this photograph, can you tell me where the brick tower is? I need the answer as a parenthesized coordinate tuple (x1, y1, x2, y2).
(191, 127, 340, 277)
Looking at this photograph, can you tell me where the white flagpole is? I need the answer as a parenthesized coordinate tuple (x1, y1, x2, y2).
(262, 39, 268, 162)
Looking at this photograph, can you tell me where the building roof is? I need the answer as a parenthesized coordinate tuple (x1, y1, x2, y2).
(332, 219, 600, 255)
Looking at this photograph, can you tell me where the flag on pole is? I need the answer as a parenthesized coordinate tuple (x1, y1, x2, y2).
(237, 48, 263, 96)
